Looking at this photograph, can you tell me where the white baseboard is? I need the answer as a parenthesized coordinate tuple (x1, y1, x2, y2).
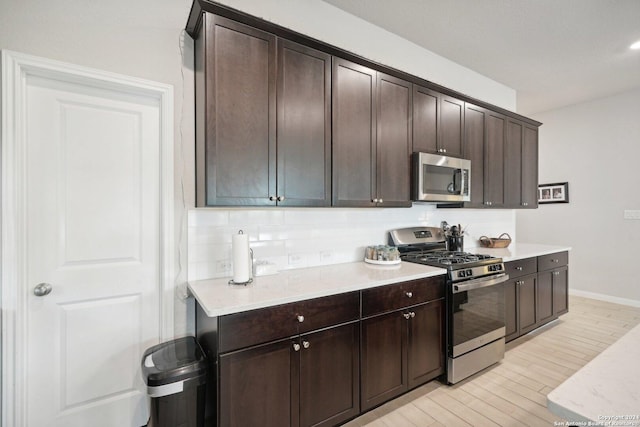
(569, 289, 640, 308)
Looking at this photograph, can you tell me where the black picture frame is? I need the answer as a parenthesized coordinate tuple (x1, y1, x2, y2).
(538, 182, 569, 204)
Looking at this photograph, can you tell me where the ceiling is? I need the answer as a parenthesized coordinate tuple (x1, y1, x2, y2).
(322, 0, 640, 115)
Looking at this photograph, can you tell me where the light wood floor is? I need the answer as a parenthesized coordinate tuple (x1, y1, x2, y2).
(344, 295, 640, 427)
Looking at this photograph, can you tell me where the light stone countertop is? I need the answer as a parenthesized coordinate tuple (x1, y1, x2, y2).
(189, 261, 446, 317)
(188, 243, 571, 317)
(473, 242, 571, 262)
(547, 322, 640, 423)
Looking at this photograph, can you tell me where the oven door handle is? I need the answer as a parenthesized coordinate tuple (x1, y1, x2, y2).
(452, 273, 509, 293)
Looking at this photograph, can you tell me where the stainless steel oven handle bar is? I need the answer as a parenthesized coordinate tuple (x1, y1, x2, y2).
(452, 273, 509, 293)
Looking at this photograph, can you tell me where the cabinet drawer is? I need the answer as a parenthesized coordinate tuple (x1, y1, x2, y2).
(538, 251, 568, 271)
(219, 303, 297, 353)
(297, 291, 360, 334)
(218, 291, 360, 353)
(505, 257, 537, 278)
(362, 276, 445, 317)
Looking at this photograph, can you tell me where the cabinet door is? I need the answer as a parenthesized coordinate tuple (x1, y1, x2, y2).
(537, 271, 555, 326)
(332, 58, 376, 207)
(361, 311, 407, 410)
(277, 40, 331, 207)
(463, 104, 486, 208)
(412, 85, 439, 154)
(198, 15, 276, 206)
(519, 274, 538, 335)
(553, 266, 569, 316)
(407, 300, 445, 388)
(484, 111, 506, 207)
(504, 118, 523, 207)
(299, 323, 360, 427)
(504, 279, 518, 342)
(522, 125, 539, 208)
(440, 95, 464, 157)
(376, 72, 412, 207)
(219, 339, 296, 427)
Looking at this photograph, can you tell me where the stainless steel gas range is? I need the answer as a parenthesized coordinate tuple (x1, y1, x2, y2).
(389, 227, 509, 384)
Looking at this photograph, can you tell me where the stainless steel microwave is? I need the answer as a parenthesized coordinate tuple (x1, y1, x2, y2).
(412, 152, 471, 202)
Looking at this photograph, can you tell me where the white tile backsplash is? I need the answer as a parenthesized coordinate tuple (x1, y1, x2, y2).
(187, 205, 516, 281)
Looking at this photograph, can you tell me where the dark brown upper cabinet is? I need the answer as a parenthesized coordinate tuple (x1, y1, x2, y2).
(277, 39, 332, 207)
(195, 14, 276, 206)
(462, 104, 506, 208)
(189, 7, 541, 210)
(332, 58, 412, 207)
(195, 14, 331, 207)
(413, 85, 464, 158)
(376, 73, 412, 207)
(484, 110, 506, 207)
(505, 118, 539, 208)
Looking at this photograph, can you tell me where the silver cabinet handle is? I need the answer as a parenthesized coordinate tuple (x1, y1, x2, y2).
(516, 266, 523, 271)
(269, 195, 276, 201)
(277, 196, 285, 202)
(410, 312, 416, 318)
(552, 259, 559, 263)
(297, 315, 305, 323)
(302, 340, 310, 349)
(403, 313, 411, 320)
(293, 343, 301, 352)
(34, 283, 53, 297)
(405, 291, 413, 298)
(373, 198, 379, 203)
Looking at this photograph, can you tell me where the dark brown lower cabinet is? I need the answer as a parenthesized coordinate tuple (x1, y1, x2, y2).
(505, 273, 538, 341)
(552, 266, 569, 316)
(537, 270, 555, 326)
(518, 274, 538, 335)
(361, 300, 444, 411)
(505, 252, 569, 343)
(219, 323, 359, 427)
(219, 339, 295, 427)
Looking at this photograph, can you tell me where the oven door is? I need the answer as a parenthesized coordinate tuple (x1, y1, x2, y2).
(412, 152, 470, 202)
(449, 273, 508, 357)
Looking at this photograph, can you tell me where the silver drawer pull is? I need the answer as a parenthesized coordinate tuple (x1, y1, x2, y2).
(302, 340, 310, 349)
(403, 313, 411, 320)
(516, 266, 523, 271)
(297, 315, 304, 323)
(405, 291, 413, 298)
(410, 312, 416, 318)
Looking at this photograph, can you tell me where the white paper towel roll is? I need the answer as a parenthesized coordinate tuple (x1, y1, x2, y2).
(232, 231, 251, 283)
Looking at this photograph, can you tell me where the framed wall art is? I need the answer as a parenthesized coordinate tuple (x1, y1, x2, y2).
(538, 182, 569, 204)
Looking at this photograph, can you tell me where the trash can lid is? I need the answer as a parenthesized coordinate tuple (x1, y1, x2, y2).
(142, 336, 207, 387)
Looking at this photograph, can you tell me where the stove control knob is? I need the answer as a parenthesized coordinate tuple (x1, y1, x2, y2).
(466, 269, 473, 276)
(458, 271, 466, 278)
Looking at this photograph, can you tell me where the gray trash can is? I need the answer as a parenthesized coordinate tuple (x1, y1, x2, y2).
(142, 336, 207, 427)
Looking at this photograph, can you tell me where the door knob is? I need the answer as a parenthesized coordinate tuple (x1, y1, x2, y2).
(33, 283, 53, 297)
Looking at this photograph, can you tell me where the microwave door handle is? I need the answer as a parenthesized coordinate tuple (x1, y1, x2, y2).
(452, 169, 461, 194)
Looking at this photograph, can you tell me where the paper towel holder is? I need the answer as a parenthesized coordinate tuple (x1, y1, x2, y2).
(229, 230, 254, 286)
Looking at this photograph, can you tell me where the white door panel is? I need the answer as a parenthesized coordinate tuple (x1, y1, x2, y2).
(3, 59, 170, 427)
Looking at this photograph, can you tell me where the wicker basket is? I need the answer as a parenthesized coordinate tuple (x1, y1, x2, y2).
(478, 233, 512, 248)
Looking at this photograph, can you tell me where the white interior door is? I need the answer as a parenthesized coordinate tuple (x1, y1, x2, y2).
(1, 51, 174, 427)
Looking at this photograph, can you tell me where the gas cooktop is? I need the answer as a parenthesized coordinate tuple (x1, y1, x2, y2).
(389, 227, 505, 282)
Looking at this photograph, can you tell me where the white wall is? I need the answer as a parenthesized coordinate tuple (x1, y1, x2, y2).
(0, 0, 517, 336)
(517, 88, 640, 304)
